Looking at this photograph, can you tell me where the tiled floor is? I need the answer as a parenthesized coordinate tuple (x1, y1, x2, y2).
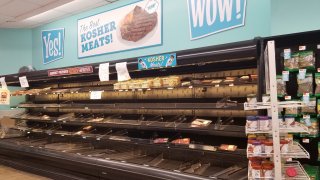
(0, 165, 51, 180)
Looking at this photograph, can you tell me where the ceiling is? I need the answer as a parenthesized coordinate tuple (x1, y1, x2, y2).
(0, 0, 120, 28)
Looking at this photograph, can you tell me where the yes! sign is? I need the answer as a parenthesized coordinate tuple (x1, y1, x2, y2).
(187, 0, 246, 40)
(42, 28, 65, 64)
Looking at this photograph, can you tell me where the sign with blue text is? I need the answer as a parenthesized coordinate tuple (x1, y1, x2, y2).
(42, 28, 65, 64)
(187, 0, 247, 40)
(138, 53, 176, 70)
(78, 0, 162, 58)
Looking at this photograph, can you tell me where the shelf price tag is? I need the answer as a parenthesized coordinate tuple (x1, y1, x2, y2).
(116, 62, 131, 81)
(99, 63, 109, 82)
(284, 96, 291, 100)
(299, 45, 306, 51)
(298, 69, 306, 79)
(303, 93, 310, 104)
(282, 71, 289, 82)
(19, 76, 29, 88)
(317, 68, 320, 72)
(90, 91, 103, 100)
(302, 138, 310, 143)
(0, 77, 7, 89)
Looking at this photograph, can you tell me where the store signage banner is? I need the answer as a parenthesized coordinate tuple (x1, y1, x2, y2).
(48, 66, 93, 77)
(138, 53, 176, 70)
(42, 28, 65, 64)
(0, 89, 10, 105)
(187, 0, 247, 40)
(78, 0, 162, 58)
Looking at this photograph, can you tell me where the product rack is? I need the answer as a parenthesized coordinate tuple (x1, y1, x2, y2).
(0, 39, 260, 179)
(248, 161, 310, 180)
(247, 141, 310, 159)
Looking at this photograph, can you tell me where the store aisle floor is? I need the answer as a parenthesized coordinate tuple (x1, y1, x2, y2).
(0, 165, 51, 180)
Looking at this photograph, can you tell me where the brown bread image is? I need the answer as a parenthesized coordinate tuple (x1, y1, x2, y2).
(120, 6, 157, 42)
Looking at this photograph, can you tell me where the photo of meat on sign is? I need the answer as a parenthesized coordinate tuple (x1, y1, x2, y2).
(120, 6, 158, 42)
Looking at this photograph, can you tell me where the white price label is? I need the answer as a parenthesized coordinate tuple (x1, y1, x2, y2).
(317, 44, 320, 49)
(116, 62, 131, 82)
(99, 63, 109, 82)
(284, 96, 291, 100)
(302, 138, 310, 143)
(215, 84, 219, 87)
(298, 69, 306, 79)
(90, 91, 103, 100)
(303, 93, 310, 104)
(299, 46, 306, 51)
(19, 76, 29, 88)
(0, 77, 7, 89)
(303, 114, 310, 119)
(282, 71, 289, 81)
(318, 68, 320, 72)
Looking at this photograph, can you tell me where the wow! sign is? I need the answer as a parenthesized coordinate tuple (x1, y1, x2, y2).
(187, 0, 246, 40)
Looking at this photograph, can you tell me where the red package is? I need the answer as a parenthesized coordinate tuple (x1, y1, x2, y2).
(286, 167, 297, 177)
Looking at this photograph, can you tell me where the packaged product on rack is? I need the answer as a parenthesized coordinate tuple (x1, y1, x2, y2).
(262, 161, 274, 178)
(277, 75, 287, 97)
(284, 51, 299, 71)
(285, 101, 300, 115)
(264, 140, 273, 154)
(280, 139, 289, 153)
(315, 73, 320, 96)
(301, 97, 316, 114)
(258, 116, 271, 131)
(318, 143, 320, 161)
(298, 51, 315, 69)
(300, 116, 318, 137)
(284, 115, 296, 127)
(246, 116, 258, 132)
(297, 73, 313, 96)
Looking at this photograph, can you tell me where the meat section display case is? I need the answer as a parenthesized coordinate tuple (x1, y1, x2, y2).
(0, 39, 262, 179)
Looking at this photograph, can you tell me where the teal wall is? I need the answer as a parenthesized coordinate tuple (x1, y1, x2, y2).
(32, 0, 271, 70)
(0, 29, 32, 75)
(0, 29, 31, 110)
(271, 0, 320, 35)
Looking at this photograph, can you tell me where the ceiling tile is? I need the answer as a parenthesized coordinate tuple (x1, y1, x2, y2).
(0, 0, 124, 28)
(0, 19, 39, 28)
(0, 0, 40, 17)
(0, 14, 14, 24)
(24, 0, 57, 6)
(0, 0, 11, 6)
(27, 9, 67, 23)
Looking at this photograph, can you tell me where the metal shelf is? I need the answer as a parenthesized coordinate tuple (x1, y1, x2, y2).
(244, 101, 307, 110)
(12, 127, 245, 155)
(12, 116, 246, 138)
(247, 141, 310, 159)
(248, 161, 310, 180)
(17, 102, 245, 110)
(10, 82, 256, 97)
(245, 122, 310, 134)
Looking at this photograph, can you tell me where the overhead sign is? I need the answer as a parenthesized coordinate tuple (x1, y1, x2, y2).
(42, 28, 65, 64)
(78, 0, 162, 58)
(48, 66, 93, 77)
(138, 53, 176, 70)
(187, 0, 246, 40)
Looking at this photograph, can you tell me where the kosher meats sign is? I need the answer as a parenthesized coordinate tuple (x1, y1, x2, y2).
(78, 0, 162, 58)
(187, 0, 247, 40)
